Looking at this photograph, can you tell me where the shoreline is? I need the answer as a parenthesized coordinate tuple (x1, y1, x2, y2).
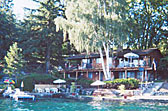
(75, 95, 168, 102)
(2, 91, 168, 102)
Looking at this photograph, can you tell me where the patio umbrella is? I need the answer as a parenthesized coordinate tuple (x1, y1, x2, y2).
(4, 79, 15, 84)
(124, 52, 139, 58)
(53, 79, 66, 88)
(124, 52, 139, 67)
(91, 80, 106, 89)
(53, 79, 66, 84)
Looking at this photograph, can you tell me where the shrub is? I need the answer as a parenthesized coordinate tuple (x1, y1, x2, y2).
(76, 78, 94, 88)
(15, 73, 56, 92)
(104, 78, 140, 89)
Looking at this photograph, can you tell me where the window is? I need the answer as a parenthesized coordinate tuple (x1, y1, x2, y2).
(137, 72, 143, 80)
(68, 74, 70, 78)
(96, 58, 101, 63)
(88, 73, 93, 79)
(119, 72, 125, 79)
(127, 72, 135, 78)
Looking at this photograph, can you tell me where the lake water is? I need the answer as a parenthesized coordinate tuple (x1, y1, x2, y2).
(0, 98, 168, 111)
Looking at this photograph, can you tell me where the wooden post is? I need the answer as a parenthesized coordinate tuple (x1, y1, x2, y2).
(145, 70, 148, 81)
(76, 71, 78, 80)
(99, 71, 101, 80)
(138, 58, 140, 66)
(125, 70, 127, 79)
(96, 72, 98, 80)
(64, 72, 66, 79)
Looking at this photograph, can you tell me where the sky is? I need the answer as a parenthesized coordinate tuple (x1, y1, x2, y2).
(12, 0, 38, 20)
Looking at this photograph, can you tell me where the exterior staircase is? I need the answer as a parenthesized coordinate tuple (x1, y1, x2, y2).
(142, 82, 163, 96)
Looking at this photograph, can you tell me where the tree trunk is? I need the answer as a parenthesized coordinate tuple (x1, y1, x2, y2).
(103, 42, 110, 80)
(99, 48, 108, 80)
(106, 45, 110, 80)
(46, 44, 51, 74)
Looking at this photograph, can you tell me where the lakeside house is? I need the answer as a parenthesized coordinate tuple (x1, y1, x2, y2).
(60, 48, 162, 81)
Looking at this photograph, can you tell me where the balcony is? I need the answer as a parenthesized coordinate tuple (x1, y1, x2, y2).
(117, 59, 151, 68)
(65, 63, 92, 71)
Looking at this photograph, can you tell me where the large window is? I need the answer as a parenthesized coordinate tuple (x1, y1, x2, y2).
(88, 72, 93, 79)
(137, 72, 143, 80)
(119, 72, 125, 79)
(127, 72, 135, 78)
(96, 58, 101, 63)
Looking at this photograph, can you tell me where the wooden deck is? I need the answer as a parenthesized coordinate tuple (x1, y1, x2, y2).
(61, 66, 153, 73)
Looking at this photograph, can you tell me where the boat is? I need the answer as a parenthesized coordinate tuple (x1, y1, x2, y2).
(9, 88, 35, 101)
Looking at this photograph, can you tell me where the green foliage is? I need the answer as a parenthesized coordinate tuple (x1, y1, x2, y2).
(62, 40, 79, 55)
(0, 0, 19, 60)
(104, 78, 140, 89)
(55, 0, 129, 52)
(16, 73, 56, 91)
(3, 42, 25, 76)
(76, 78, 94, 88)
(0, 84, 8, 89)
(50, 67, 63, 78)
(21, 0, 65, 73)
(127, 0, 167, 50)
(158, 55, 168, 79)
(70, 82, 75, 93)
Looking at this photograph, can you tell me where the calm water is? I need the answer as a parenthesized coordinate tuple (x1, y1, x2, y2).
(0, 98, 168, 111)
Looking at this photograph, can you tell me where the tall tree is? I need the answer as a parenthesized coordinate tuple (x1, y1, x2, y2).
(55, 0, 129, 80)
(3, 42, 25, 79)
(0, 0, 19, 59)
(127, 0, 167, 50)
(23, 0, 65, 73)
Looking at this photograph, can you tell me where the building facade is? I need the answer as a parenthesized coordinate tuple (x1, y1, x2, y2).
(60, 48, 162, 81)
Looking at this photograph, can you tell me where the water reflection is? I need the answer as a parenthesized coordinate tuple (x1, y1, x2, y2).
(88, 101, 103, 109)
(1, 98, 168, 111)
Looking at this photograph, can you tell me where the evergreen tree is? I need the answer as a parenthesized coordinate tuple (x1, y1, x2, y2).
(22, 0, 65, 73)
(3, 42, 25, 77)
(0, 0, 19, 60)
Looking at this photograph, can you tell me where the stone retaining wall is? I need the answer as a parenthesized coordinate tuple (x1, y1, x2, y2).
(153, 91, 168, 96)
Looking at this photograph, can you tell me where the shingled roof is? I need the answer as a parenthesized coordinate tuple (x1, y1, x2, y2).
(66, 48, 161, 60)
(117, 48, 161, 57)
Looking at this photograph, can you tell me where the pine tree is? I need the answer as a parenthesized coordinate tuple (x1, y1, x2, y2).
(0, 0, 19, 60)
(3, 42, 25, 77)
(23, 0, 65, 73)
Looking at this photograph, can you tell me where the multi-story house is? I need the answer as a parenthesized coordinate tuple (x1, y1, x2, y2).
(60, 48, 162, 81)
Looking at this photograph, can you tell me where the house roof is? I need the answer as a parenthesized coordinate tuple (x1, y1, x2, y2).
(66, 48, 162, 60)
(117, 48, 161, 57)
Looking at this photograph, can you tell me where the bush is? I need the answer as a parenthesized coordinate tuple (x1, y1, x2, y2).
(104, 78, 140, 89)
(76, 78, 94, 88)
(15, 73, 56, 92)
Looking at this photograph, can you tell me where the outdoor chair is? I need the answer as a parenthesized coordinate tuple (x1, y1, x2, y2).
(36, 88, 43, 93)
(50, 88, 58, 93)
(45, 88, 50, 93)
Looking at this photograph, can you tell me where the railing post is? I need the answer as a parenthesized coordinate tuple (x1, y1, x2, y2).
(125, 70, 127, 79)
(76, 71, 78, 80)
